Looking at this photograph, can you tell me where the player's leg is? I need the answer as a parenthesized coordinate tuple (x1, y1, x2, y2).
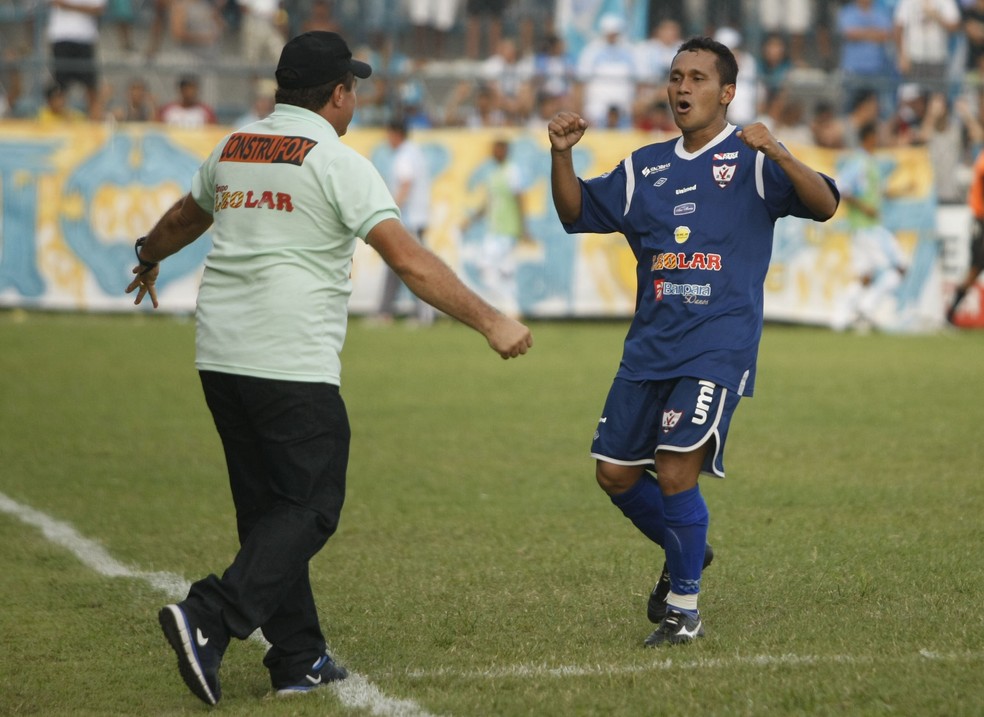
(645, 378, 739, 646)
(591, 378, 667, 546)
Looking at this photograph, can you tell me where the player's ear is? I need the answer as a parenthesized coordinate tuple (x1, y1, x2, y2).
(720, 83, 736, 107)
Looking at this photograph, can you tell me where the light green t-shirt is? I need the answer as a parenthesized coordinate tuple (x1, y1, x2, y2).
(191, 104, 399, 385)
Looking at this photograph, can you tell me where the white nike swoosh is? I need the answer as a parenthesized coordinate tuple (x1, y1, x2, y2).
(677, 620, 702, 639)
(305, 674, 323, 685)
(195, 628, 209, 647)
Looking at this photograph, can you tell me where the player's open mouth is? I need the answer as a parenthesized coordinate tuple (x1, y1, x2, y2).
(676, 100, 691, 113)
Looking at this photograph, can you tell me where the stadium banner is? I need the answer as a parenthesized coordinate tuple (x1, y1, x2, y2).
(0, 122, 950, 330)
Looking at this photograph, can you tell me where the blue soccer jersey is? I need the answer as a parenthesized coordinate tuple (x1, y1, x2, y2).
(564, 124, 838, 396)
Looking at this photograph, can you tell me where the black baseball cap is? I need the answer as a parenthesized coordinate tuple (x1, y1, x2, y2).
(275, 31, 372, 89)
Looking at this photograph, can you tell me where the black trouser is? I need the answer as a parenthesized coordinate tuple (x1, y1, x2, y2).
(185, 371, 350, 685)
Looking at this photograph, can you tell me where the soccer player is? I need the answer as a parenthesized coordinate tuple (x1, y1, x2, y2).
(548, 36, 839, 646)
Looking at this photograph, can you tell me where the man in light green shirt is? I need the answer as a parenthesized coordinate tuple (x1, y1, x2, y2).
(127, 31, 532, 707)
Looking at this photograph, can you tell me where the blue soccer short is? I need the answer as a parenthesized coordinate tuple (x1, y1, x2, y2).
(590, 376, 742, 478)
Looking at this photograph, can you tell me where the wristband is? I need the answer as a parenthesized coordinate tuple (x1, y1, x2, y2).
(134, 236, 158, 272)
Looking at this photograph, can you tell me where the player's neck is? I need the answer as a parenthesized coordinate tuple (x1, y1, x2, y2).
(681, 119, 729, 153)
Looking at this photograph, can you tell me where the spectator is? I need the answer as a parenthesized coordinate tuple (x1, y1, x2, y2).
(232, 78, 276, 127)
(810, 100, 847, 149)
(913, 92, 984, 203)
(511, 0, 556, 57)
(757, 0, 813, 67)
(237, 0, 286, 66)
(893, 0, 961, 95)
(758, 31, 793, 92)
(45, 0, 107, 120)
(465, 0, 508, 60)
(106, 0, 137, 52)
(837, 0, 896, 117)
(713, 26, 758, 126)
(112, 78, 157, 122)
(444, 81, 507, 127)
(406, 0, 461, 60)
(574, 13, 639, 128)
(480, 36, 533, 123)
(375, 117, 435, 325)
(636, 17, 682, 85)
(169, 0, 224, 59)
(844, 87, 885, 148)
(525, 32, 575, 103)
(144, 0, 171, 61)
(157, 74, 217, 128)
(300, 0, 343, 34)
(964, 0, 984, 77)
(36, 82, 86, 125)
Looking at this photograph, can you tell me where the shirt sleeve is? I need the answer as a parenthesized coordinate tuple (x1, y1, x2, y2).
(562, 160, 629, 235)
(325, 150, 401, 239)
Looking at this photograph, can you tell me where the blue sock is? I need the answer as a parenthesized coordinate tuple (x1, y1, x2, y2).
(609, 473, 665, 547)
(662, 485, 709, 599)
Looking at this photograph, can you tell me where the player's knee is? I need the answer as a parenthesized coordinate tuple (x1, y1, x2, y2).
(595, 462, 639, 495)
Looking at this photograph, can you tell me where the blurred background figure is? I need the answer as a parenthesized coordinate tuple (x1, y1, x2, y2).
(46, 0, 107, 119)
(947, 143, 984, 324)
(462, 137, 531, 318)
(406, 0, 460, 60)
(832, 121, 909, 333)
(111, 77, 157, 121)
(157, 74, 217, 128)
(375, 117, 436, 326)
(233, 77, 276, 127)
(574, 13, 639, 128)
(464, 0, 507, 60)
(237, 0, 286, 67)
(36, 82, 86, 124)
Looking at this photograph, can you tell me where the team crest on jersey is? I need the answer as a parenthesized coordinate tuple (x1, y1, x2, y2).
(713, 163, 736, 188)
(662, 409, 683, 433)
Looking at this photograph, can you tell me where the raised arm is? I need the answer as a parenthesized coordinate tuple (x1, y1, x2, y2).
(548, 111, 589, 224)
(737, 122, 840, 220)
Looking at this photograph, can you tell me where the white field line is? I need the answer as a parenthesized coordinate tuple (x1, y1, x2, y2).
(6, 491, 982, 710)
(0, 491, 441, 717)
(393, 649, 984, 681)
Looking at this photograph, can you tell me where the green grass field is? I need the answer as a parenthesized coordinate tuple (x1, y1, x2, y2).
(1, 310, 983, 716)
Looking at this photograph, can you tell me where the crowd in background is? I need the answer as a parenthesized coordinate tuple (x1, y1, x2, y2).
(2, 0, 984, 201)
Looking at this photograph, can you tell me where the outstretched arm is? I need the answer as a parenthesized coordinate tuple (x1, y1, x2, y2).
(125, 192, 213, 308)
(366, 218, 533, 359)
(738, 122, 839, 220)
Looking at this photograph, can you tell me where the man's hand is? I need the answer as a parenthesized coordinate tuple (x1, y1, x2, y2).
(485, 315, 533, 360)
(736, 122, 786, 162)
(548, 111, 588, 153)
(125, 264, 160, 308)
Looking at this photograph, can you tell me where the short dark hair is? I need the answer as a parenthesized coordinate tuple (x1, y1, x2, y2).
(275, 72, 354, 112)
(675, 36, 738, 86)
(858, 121, 879, 143)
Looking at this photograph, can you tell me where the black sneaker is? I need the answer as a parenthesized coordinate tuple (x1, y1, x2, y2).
(275, 654, 349, 696)
(158, 603, 224, 706)
(644, 608, 705, 647)
(647, 543, 714, 624)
